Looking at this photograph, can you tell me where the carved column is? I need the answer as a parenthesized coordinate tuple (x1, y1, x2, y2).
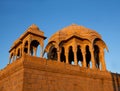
(40, 46, 43, 57)
(28, 40, 30, 55)
(58, 47, 62, 62)
(22, 43, 24, 56)
(13, 49, 16, 61)
(40, 41, 44, 57)
(57, 51, 60, 62)
(81, 46, 86, 68)
(65, 48, 69, 64)
(73, 46, 77, 65)
(20, 44, 22, 57)
(16, 49, 18, 58)
(99, 48, 106, 71)
(9, 54, 11, 64)
(33, 47, 37, 56)
(90, 46, 96, 69)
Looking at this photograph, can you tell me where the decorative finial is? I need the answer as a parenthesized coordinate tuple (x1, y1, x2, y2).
(29, 24, 39, 30)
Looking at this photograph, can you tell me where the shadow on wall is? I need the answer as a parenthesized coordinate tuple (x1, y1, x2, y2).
(111, 73, 120, 91)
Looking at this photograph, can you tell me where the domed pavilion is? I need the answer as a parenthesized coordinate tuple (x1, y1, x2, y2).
(44, 24, 108, 71)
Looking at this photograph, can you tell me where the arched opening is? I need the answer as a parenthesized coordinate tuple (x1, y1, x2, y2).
(48, 45, 57, 60)
(10, 53, 14, 63)
(36, 45, 41, 57)
(99, 62, 102, 70)
(94, 45, 100, 69)
(86, 45, 91, 68)
(60, 47, 66, 62)
(68, 46, 74, 64)
(89, 61, 92, 68)
(24, 41, 28, 53)
(30, 40, 39, 56)
(43, 52, 47, 59)
(77, 45, 83, 67)
(17, 48, 20, 58)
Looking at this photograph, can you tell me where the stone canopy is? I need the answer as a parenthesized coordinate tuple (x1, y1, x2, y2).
(45, 24, 108, 71)
(9, 24, 108, 71)
(9, 24, 46, 52)
(49, 24, 102, 44)
(1, 23, 120, 91)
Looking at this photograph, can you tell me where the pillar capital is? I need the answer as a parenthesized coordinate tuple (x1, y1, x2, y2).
(81, 48, 85, 54)
(89, 46, 94, 51)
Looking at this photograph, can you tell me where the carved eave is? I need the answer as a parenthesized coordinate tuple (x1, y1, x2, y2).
(20, 24, 46, 40)
(9, 40, 22, 52)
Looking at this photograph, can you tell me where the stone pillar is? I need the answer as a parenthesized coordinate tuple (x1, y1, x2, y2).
(73, 46, 77, 65)
(20, 44, 22, 57)
(81, 47, 86, 68)
(99, 48, 106, 71)
(40, 41, 44, 57)
(90, 47, 96, 69)
(22, 43, 24, 56)
(65, 48, 69, 64)
(28, 41, 30, 55)
(40, 46, 43, 57)
(57, 51, 60, 62)
(58, 47, 62, 62)
(13, 49, 16, 61)
(33, 47, 37, 56)
(9, 54, 11, 64)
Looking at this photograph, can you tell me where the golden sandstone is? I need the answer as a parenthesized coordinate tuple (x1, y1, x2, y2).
(0, 24, 120, 91)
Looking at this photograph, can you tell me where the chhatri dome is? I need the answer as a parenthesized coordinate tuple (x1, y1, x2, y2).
(1, 23, 120, 91)
(8, 23, 108, 71)
(45, 24, 108, 71)
(49, 24, 102, 44)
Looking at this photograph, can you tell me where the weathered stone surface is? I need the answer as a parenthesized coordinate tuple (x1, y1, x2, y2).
(0, 55, 120, 91)
(0, 24, 120, 91)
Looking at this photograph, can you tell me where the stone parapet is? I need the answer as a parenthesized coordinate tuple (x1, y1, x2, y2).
(0, 55, 120, 91)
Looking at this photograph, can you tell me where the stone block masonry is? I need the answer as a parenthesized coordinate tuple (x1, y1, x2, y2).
(1, 24, 120, 91)
(0, 55, 120, 91)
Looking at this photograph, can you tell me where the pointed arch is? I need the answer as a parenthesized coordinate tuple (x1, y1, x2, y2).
(36, 45, 41, 57)
(68, 46, 74, 64)
(94, 45, 100, 69)
(30, 40, 40, 56)
(60, 47, 66, 62)
(9, 53, 14, 63)
(24, 41, 28, 54)
(86, 45, 91, 68)
(17, 48, 21, 58)
(93, 38, 108, 52)
(47, 45, 58, 60)
(77, 45, 83, 67)
(44, 41, 58, 53)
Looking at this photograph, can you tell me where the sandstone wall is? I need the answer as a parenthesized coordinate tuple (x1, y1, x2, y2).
(0, 58, 24, 91)
(0, 55, 120, 91)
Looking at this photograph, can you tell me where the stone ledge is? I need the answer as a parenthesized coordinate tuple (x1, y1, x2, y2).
(0, 54, 117, 81)
(22, 55, 112, 80)
(0, 57, 24, 80)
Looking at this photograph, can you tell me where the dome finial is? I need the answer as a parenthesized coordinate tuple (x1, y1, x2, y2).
(29, 24, 39, 30)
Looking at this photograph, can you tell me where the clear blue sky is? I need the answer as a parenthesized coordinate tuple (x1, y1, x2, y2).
(0, 0, 120, 73)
